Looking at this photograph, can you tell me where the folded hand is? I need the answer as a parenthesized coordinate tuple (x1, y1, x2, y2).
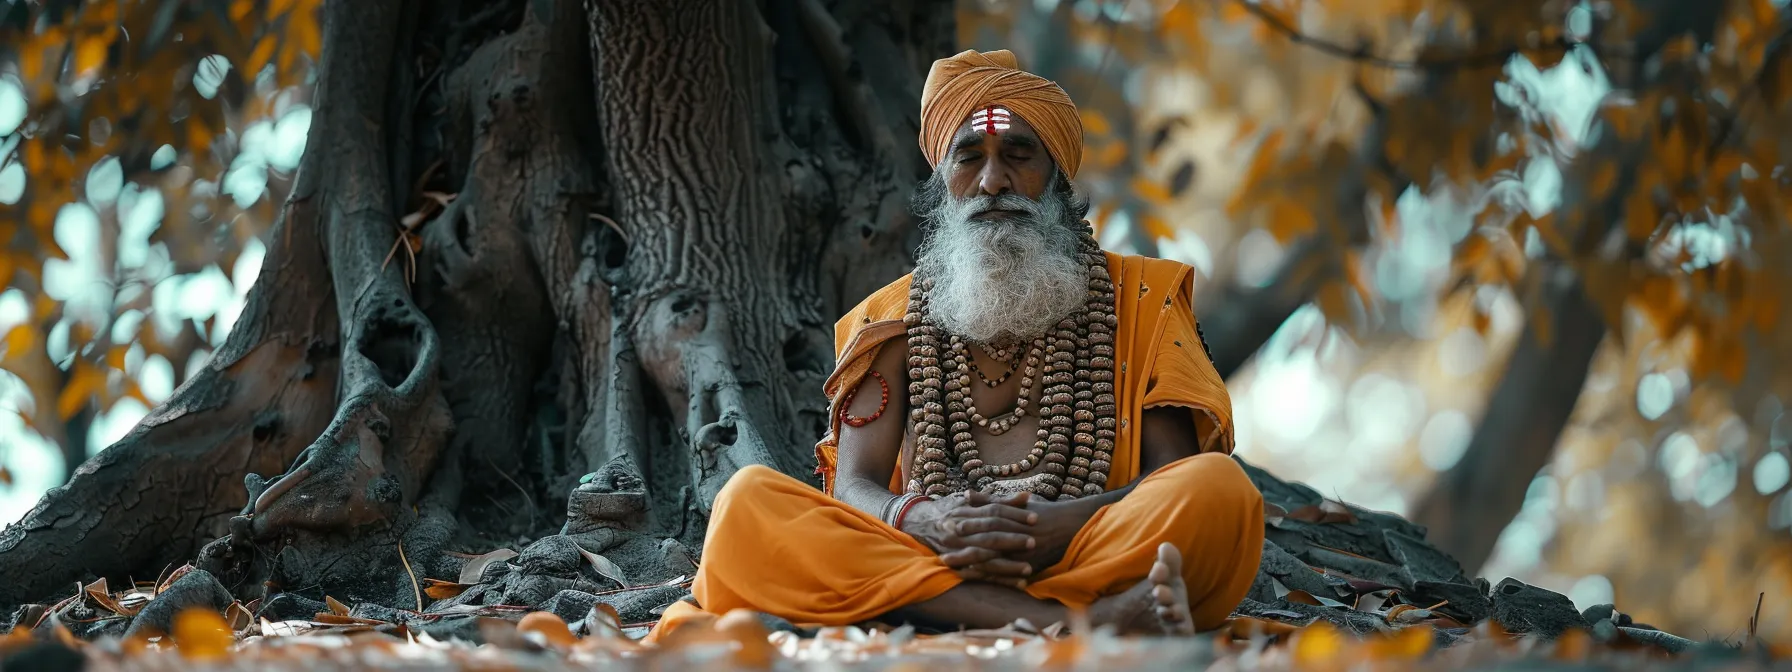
(901, 490, 1039, 587)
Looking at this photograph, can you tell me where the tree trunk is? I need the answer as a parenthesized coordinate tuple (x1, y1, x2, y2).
(0, 0, 943, 613)
(1409, 3, 1726, 574)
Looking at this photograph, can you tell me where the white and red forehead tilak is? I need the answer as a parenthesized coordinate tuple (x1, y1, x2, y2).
(970, 106, 1012, 135)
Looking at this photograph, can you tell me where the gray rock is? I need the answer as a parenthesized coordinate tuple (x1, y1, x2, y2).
(539, 589, 600, 623)
(516, 535, 585, 579)
(1488, 578, 1587, 638)
(124, 569, 234, 638)
(257, 593, 327, 622)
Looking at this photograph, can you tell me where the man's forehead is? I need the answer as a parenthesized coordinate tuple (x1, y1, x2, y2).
(953, 106, 1038, 143)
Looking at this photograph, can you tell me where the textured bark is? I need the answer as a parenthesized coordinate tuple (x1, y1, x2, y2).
(0, 0, 941, 613)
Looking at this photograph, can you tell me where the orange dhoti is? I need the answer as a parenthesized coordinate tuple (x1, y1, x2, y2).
(648, 453, 1265, 641)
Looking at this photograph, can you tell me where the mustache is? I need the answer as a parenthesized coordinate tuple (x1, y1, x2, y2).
(957, 193, 1047, 221)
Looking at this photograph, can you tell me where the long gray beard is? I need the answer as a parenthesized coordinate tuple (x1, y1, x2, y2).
(914, 183, 1087, 344)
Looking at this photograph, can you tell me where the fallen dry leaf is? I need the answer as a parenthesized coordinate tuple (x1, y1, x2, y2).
(716, 608, 777, 668)
(1284, 500, 1359, 525)
(1365, 625, 1432, 660)
(458, 548, 519, 585)
(518, 611, 578, 648)
(225, 602, 254, 631)
(1291, 621, 1347, 666)
(423, 578, 470, 599)
(575, 545, 631, 587)
(324, 595, 351, 617)
(1222, 616, 1303, 639)
(173, 608, 232, 660)
(0, 623, 32, 655)
(83, 578, 125, 615)
(158, 564, 195, 594)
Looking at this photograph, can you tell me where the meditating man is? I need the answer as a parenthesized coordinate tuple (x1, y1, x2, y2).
(651, 49, 1265, 639)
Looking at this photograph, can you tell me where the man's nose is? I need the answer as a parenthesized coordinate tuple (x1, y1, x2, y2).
(977, 163, 1012, 196)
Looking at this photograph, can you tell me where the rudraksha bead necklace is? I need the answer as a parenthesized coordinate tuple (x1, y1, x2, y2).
(902, 226, 1118, 500)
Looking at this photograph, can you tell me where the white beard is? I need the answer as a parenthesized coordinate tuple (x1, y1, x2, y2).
(914, 184, 1087, 343)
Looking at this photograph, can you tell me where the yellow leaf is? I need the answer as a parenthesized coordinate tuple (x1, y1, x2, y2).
(1316, 281, 1352, 327)
(58, 364, 99, 420)
(1228, 131, 1285, 216)
(2, 326, 35, 362)
(74, 36, 109, 76)
(172, 608, 232, 660)
(246, 36, 279, 77)
(1266, 198, 1317, 241)
(1131, 176, 1172, 204)
(1588, 162, 1618, 200)
(1343, 250, 1373, 308)
(1721, 338, 1747, 383)
(1140, 214, 1174, 240)
(292, 13, 322, 60)
(1293, 621, 1347, 666)
(1080, 110, 1112, 137)
(1367, 625, 1433, 659)
(1624, 188, 1659, 242)
(188, 118, 213, 158)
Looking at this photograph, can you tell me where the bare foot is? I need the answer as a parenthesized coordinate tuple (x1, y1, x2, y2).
(1149, 542, 1195, 635)
(1089, 542, 1195, 635)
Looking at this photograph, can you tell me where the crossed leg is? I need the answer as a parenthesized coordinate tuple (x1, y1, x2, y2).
(647, 453, 1264, 641)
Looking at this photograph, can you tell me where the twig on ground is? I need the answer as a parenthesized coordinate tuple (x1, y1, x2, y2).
(398, 540, 423, 612)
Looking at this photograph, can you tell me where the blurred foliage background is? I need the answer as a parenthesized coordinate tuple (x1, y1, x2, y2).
(3, 0, 1790, 643)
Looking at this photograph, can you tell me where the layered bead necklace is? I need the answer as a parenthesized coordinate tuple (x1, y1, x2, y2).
(902, 227, 1119, 501)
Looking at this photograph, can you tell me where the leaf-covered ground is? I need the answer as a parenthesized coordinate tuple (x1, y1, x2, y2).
(2, 599, 1787, 672)
(6, 456, 1785, 669)
(2, 558, 1786, 671)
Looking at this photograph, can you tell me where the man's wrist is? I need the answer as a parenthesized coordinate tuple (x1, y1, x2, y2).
(881, 492, 928, 528)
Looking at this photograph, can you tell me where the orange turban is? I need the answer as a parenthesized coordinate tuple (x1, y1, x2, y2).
(920, 49, 1083, 180)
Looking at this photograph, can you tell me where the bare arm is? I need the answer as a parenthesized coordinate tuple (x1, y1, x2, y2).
(833, 340, 1038, 585)
(832, 340, 911, 519)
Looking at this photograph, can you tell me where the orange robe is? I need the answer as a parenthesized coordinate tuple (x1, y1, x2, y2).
(648, 252, 1263, 640)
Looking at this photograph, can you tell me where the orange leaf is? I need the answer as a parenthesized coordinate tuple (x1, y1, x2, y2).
(0, 618, 30, 654)
(3, 325, 36, 362)
(1316, 281, 1352, 326)
(57, 363, 101, 421)
(0, 466, 11, 486)
(518, 611, 578, 648)
(1366, 625, 1433, 660)
(1721, 339, 1747, 383)
(246, 36, 278, 76)
(1140, 213, 1174, 240)
(74, 36, 109, 76)
(1266, 198, 1318, 241)
(172, 608, 232, 660)
(1292, 621, 1347, 665)
(422, 579, 469, 600)
(1588, 162, 1618, 200)
(325, 595, 350, 616)
(230, 0, 256, 22)
(1131, 176, 1172, 204)
(1080, 110, 1112, 137)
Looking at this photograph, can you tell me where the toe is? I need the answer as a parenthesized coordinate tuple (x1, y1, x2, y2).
(1156, 542, 1184, 574)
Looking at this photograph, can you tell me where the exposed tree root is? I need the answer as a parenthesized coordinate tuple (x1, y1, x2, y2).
(0, 188, 342, 610)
